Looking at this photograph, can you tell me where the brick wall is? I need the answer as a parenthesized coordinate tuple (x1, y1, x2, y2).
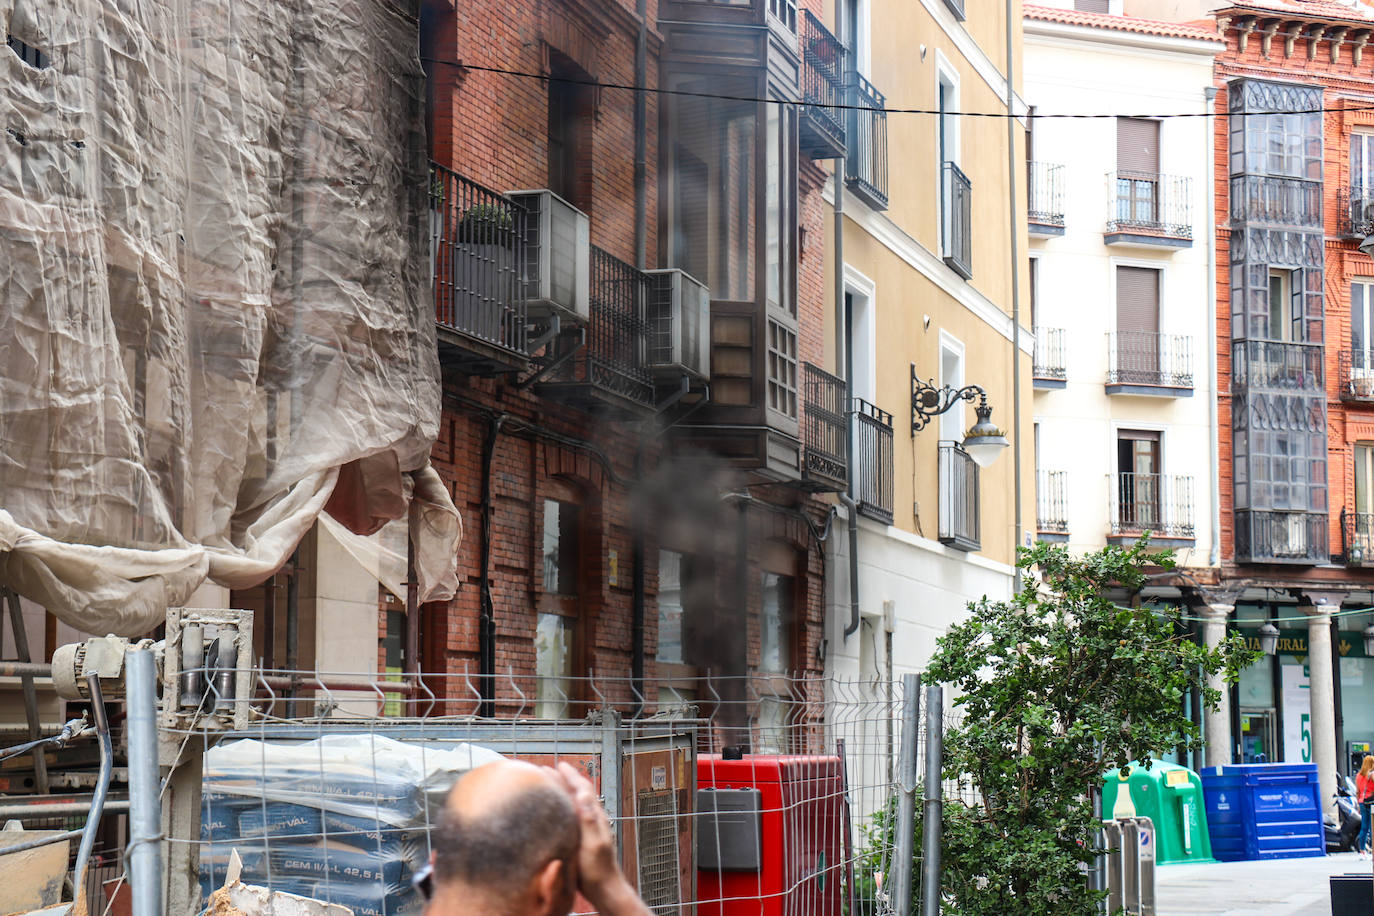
(422, 0, 833, 715)
(1213, 17, 1374, 582)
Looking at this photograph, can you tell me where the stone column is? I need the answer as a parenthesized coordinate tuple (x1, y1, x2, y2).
(1201, 604, 1234, 770)
(1302, 603, 1339, 818)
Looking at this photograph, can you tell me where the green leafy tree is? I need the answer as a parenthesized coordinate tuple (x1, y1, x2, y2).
(912, 540, 1255, 915)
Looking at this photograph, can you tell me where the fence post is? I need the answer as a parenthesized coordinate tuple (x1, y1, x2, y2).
(126, 648, 163, 916)
(892, 674, 920, 916)
(921, 683, 943, 916)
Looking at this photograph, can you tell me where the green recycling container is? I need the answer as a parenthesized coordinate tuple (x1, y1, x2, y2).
(1102, 758, 1214, 865)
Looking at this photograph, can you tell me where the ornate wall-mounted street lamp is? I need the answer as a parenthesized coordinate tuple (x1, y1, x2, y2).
(1258, 621, 1280, 656)
(910, 364, 1010, 468)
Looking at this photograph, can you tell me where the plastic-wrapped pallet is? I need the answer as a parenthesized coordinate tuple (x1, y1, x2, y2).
(201, 734, 501, 914)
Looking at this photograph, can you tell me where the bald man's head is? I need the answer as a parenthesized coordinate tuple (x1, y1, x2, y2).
(432, 760, 581, 905)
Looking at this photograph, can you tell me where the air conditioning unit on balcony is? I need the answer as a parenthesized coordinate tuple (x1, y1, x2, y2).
(643, 268, 709, 380)
(507, 189, 590, 324)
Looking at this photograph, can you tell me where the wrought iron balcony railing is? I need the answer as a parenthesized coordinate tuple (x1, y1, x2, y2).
(942, 161, 972, 279)
(1105, 170, 1192, 245)
(430, 164, 529, 370)
(1106, 331, 1193, 392)
(1231, 175, 1320, 228)
(938, 441, 979, 552)
(1108, 473, 1194, 542)
(1342, 508, 1374, 564)
(1232, 340, 1323, 392)
(1235, 509, 1328, 565)
(853, 399, 894, 524)
(1033, 327, 1066, 385)
(1338, 184, 1374, 238)
(801, 363, 848, 492)
(540, 246, 654, 414)
(1037, 470, 1068, 537)
(1028, 161, 1065, 235)
(799, 10, 846, 160)
(845, 72, 889, 211)
(1339, 349, 1374, 401)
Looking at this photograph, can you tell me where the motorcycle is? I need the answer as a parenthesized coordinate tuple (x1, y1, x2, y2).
(1325, 773, 1363, 853)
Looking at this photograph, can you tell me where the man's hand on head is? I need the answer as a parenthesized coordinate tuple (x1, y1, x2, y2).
(552, 762, 653, 916)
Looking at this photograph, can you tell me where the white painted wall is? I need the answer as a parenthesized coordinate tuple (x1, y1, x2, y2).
(1025, 20, 1220, 568)
(826, 513, 1014, 683)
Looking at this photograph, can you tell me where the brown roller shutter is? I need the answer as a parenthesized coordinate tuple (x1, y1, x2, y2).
(1075, 0, 1110, 11)
(1117, 117, 1160, 173)
(1116, 267, 1159, 335)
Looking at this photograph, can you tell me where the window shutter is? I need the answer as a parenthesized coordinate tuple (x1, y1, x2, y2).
(1116, 266, 1160, 335)
(1075, 0, 1109, 11)
(1117, 117, 1159, 174)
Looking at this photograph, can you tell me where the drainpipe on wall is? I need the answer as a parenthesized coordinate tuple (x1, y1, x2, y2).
(836, 2, 860, 642)
(632, 0, 648, 711)
(1205, 86, 1221, 568)
(479, 414, 507, 718)
(1005, 0, 1023, 590)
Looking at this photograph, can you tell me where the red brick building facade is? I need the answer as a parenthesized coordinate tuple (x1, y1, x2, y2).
(416, 0, 844, 726)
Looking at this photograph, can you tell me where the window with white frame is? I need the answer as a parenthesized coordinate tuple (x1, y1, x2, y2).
(939, 335, 965, 444)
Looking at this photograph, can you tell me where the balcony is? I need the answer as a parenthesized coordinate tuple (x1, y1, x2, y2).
(1338, 184, 1374, 238)
(853, 399, 894, 524)
(1033, 327, 1066, 389)
(1339, 350, 1374, 402)
(1104, 171, 1193, 249)
(845, 72, 889, 211)
(430, 164, 529, 374)
(1342, 509, 1374, 565)
(938, 442, 980, 552)
(942, 162, 972, 280)
(536, 246, 654, 417)
(1036, 470, 1068, 542)
(800, 363, 848, 493)
(1232, 340, 1323, 392)
(1235, 509, 1328, 565)
(1231, 175, 1320, 229)
(1108, 473, 1195, 547)
(799, 10, 846, 160)
(1105, 331, 1193, 396)
(1028, 162, 1065, 237)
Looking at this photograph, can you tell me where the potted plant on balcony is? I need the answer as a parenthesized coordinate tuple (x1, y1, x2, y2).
(452, 202, 517, 340)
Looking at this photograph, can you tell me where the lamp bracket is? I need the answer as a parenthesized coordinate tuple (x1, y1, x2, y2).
(910, 363, 989, 434)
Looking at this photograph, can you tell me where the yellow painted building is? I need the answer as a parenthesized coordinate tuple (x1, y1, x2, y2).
(815, 0, 1035, 680)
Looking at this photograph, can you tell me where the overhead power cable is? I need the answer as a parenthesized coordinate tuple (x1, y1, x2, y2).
(426, 57, 1374, 121)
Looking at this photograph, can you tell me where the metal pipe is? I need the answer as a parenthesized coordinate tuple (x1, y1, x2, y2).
(1204, 86, 1221, 568)
(833, 49, 861, 642)
(479, 415, 508, 717)
(258, 674, 422, 695)
(0, 661, 52, 678)
(0, 827, 84, 856)
(5, 588, 48, 793)
(406, 536, 420, 676)
(920, 683, 943, 916)
(73, 673, 112, 906)
(285, 549, 301, 717)
(0, 798, 130, 821)
(891, 673, 920, 916)
(634, 0, 648, 270)
(0, 717, 84, 762)
(1004, 0, 1023, 587)
(179, 622, 203, 710)
(631, 442, 646, 714)
(126, 649, 162, 916)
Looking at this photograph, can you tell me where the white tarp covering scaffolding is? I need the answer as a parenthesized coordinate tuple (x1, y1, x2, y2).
(0, 0, 460, 634)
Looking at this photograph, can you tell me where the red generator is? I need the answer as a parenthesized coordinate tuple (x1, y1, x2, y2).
(696, 755, 844, 916)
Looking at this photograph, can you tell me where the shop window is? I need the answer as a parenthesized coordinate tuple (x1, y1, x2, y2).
(537, 493, 585, 718)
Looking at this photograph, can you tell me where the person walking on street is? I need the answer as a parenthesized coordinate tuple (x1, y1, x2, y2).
(1356, 755, 1374, 858)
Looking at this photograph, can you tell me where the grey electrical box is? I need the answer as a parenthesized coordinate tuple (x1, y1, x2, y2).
(696, 788, 762, 871)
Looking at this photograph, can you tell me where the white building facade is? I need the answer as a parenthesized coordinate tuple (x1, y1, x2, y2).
(1024, 5, 1222, 577)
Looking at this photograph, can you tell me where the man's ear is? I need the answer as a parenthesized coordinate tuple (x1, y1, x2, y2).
(532, 858, 567, 916)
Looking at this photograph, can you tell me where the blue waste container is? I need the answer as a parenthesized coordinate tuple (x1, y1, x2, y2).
(1200, 763, 1325, 861)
